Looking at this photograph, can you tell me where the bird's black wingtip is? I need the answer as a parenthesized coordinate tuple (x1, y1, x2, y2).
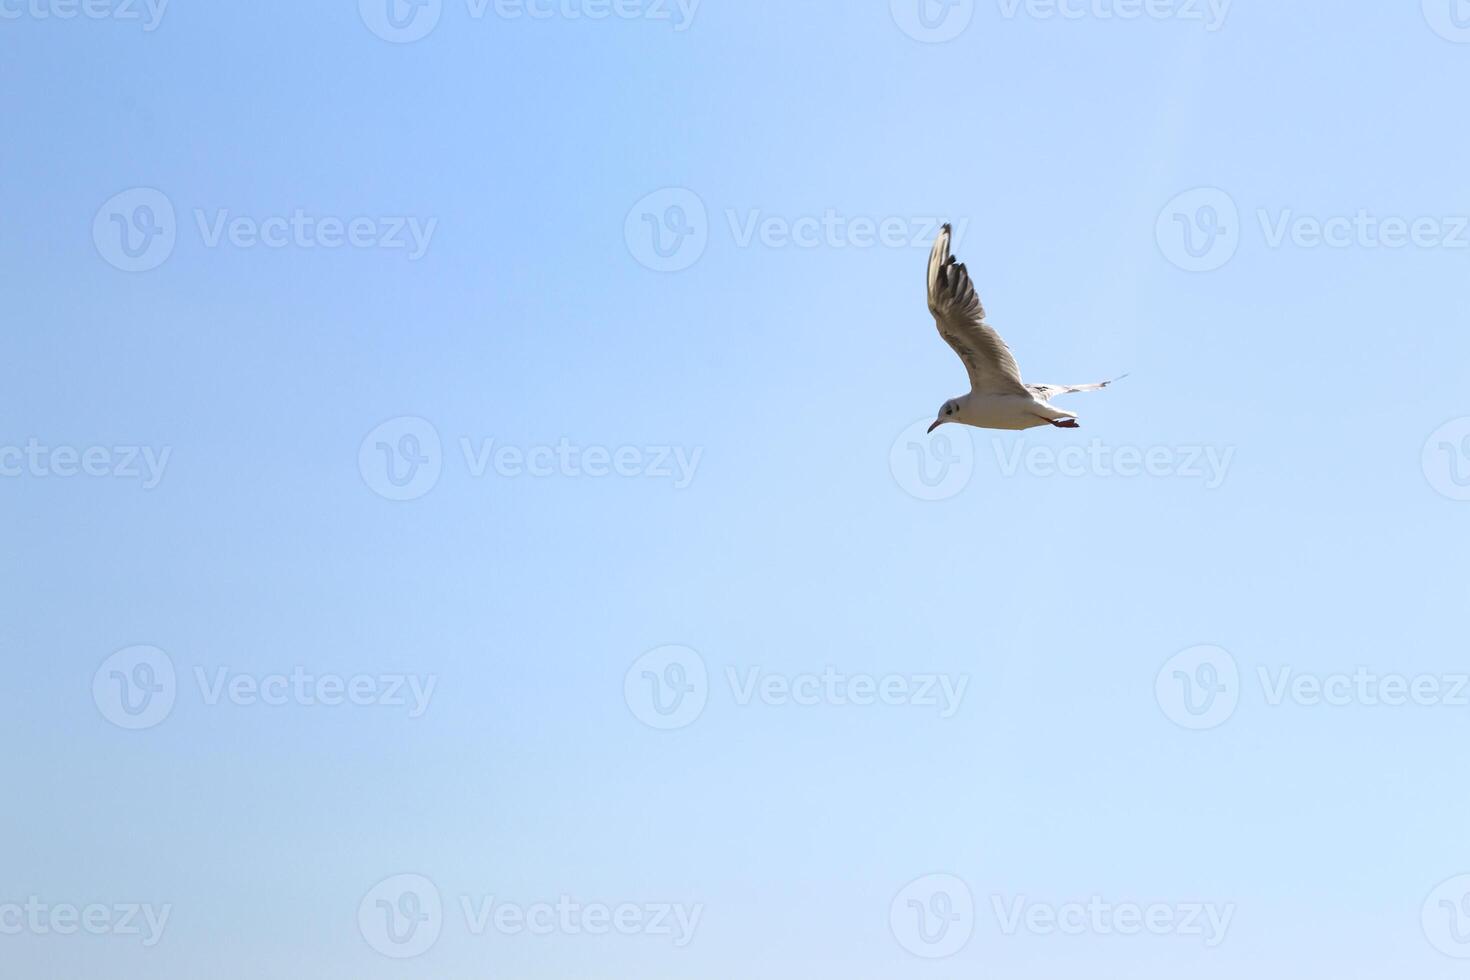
(941, 222, 952, 235)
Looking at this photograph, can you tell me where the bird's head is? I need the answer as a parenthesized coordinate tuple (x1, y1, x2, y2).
(928, 399, 961, 434)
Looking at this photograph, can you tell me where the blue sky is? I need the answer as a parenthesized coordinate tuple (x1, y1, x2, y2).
(3, 2, 1469, 977)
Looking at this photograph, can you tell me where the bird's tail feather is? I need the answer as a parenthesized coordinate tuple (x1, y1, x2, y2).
(1075, 372, 1130, 393)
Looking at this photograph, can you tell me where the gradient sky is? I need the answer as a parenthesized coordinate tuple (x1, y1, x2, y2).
(3, 2, 1470, 977)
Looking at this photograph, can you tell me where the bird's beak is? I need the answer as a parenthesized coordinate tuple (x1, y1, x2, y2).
(927, 419, 944, 434)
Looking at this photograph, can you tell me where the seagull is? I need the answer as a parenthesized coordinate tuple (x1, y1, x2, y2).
(925, 223, 1121, 433)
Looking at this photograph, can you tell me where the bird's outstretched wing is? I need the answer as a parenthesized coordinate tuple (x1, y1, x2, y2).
(1027, 375, 1129, 403)
(927, 223, 1027, 397)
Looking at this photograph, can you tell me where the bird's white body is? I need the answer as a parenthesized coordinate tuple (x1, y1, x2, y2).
(923, 224, 1117, 433)
(951, 392, 1076, 431)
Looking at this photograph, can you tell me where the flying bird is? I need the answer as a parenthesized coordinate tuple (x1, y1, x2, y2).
(925, 224, 1121, 433)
